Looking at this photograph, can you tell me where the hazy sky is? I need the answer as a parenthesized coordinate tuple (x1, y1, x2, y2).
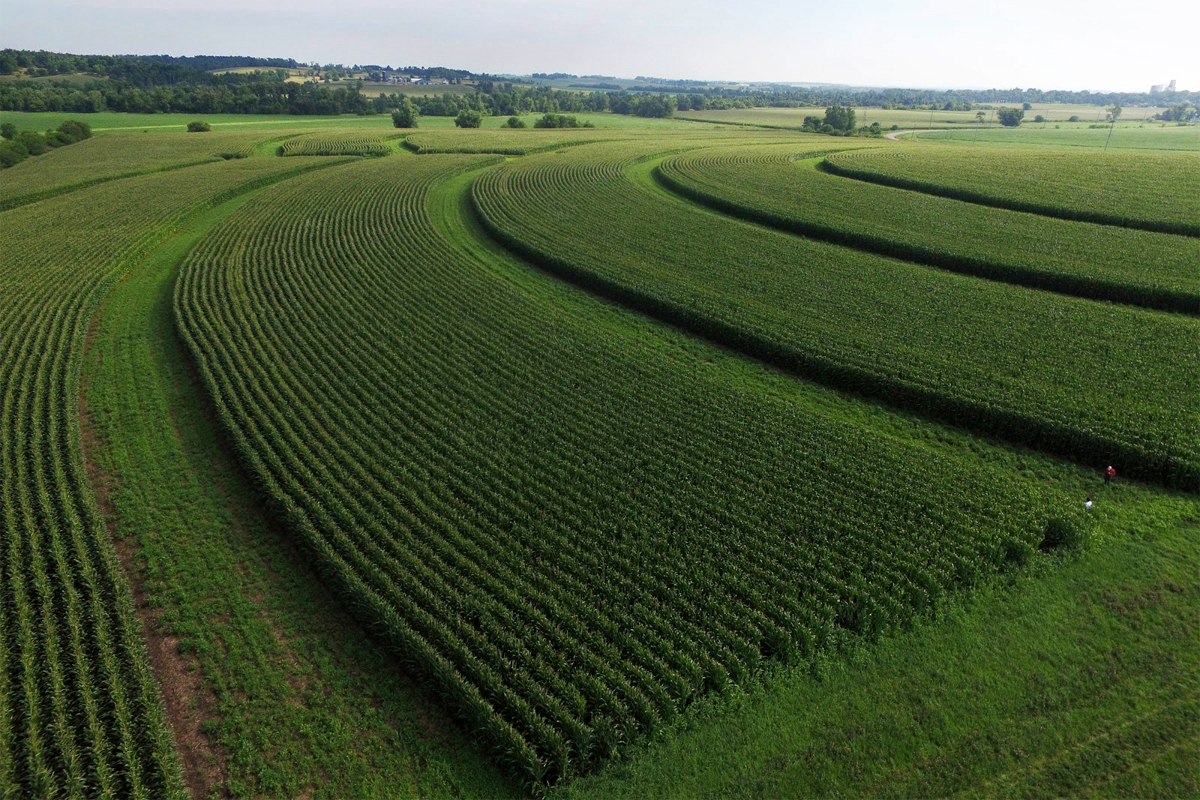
(2, 0, 1197, 92)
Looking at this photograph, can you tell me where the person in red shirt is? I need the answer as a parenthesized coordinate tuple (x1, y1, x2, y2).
(1105, 465, 1116, 485)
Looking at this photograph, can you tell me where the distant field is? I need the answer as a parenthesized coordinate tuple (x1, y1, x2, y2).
(907, 123, 1200, 151)
(0, 72, 110, 85)
(360, 81, 476, 96)
(678, 104, 1170, 129)
(0, 109, 706, 135)
(0, 110, 396, 133)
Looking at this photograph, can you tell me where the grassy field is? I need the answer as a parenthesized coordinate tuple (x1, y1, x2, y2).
(677, 104, 1171, 129)
(2, 117, 1197, 797)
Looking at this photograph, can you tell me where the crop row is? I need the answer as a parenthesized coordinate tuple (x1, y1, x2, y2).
(0, 130, 278, 211)
(0, 156, 339, 798)
(654, 144, 1200, 313)
(174, 153, 1069, 790)
(400, 130, 614, 155)
(280, 134, 399, 157)
(470, 141, 1200, 489)
(821, 145, 1200, 237)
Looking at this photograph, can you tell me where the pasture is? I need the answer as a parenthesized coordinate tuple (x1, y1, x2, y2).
(1, 113, 1196, 798)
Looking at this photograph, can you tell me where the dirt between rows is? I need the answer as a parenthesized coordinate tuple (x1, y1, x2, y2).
(79, 308, 226, 800)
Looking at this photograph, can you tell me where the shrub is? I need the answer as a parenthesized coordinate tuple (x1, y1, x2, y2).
(56, 119, 91, 141)
(454, 109, 483, 128)
(506, 116, 527, 128)
(187, 120, 212, 133)
(0, 139, 29, 168)
(16, 130, 47, 156)
(1041, 516, 1086, 551)
(392, 98, 418, 128)
(534, 113, 592, 129)
(996, 107, 1025, 127)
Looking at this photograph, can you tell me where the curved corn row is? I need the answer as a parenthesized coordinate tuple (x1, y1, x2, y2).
(0, 156, 338, 799)
(471, 141, 1200, 489)
(655, 143, 1200, 313)
(176, 153, 1064, 790)
(0, 130, 281, 211)
(822, 146, 1200, 237)
(401, 130, 608, 155)
(281, 134, 397, 157)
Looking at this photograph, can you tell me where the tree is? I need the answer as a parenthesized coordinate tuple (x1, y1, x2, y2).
(1106, 105, 1122, 123)
(55, 120, 91, 141)
(975, 111, 985, 123)
(534, 113, 591, 128)
(16, 130, 46, 155)
(1033, 115, 1045, 123)
(454, 109, 482, 128)
(0, 122, 15, 139)
(505, 116, 526, 128)
(996, 107, 1024, 127)
(0, 138, 29, 168)
(823, 105, 856, 134)
(186, 120, 211, 132)
(1021, 102, 1033, 110)
(391, 97, 418, 128)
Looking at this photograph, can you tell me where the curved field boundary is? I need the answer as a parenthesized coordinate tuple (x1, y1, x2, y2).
(674, 116, 805, 131)
(0, 158, 222, 212)
(820, 154, 1200, 238)
(471, 189, 1194, 489)
(653, 154, 1200, 315)
(174, 153, 1075, 790)
(281, 135, 399, 157)
(470, 145, 1200, 491)
(0, 155, 351, 799)
(401, 136, 606, 156)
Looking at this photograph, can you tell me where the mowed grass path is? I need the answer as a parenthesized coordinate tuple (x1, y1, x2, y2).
(78, 172, 518, 799)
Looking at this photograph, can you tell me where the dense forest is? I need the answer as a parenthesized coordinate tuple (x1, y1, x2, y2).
(1, 49, 1196, 119)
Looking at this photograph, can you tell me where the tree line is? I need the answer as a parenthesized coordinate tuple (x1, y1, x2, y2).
(2, 48, 1196, 121)
(1, 118, 91, 168)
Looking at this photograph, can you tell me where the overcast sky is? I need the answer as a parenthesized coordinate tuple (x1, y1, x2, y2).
(2, 0, 1197, 92)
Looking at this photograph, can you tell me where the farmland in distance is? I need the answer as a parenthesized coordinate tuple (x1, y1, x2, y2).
(1, 114, 1197, 798)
